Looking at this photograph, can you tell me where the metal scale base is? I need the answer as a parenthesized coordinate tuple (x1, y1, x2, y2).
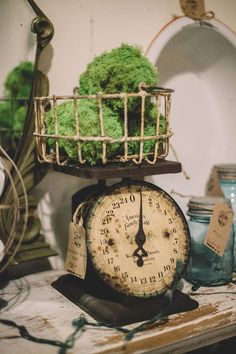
(52, 273, 198, 326)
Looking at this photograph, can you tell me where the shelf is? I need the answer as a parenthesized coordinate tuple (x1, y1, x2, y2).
(1, 270, 236, 354)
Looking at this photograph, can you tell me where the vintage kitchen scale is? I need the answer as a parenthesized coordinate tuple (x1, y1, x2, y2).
(34, 85, 198, 325)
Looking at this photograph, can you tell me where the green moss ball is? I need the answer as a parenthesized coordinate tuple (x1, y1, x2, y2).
(79, 43, 159, 113)
(128, 110, 167, 156)
(45, 99, 123, 165)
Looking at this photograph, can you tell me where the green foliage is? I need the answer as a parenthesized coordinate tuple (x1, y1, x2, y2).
(4, 61, 34, 104)
(13, 106, 27, 132)
(79, 43, 159, 113)
(0, 101, 12, 129)
(45, 99, 123, 165)
(0, 61, 34, 151)
(0, 102, 13, 148)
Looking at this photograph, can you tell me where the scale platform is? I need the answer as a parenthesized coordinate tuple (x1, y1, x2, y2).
(53, 159, 182, 179)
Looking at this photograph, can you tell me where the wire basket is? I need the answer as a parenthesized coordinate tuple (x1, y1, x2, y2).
(34, 85, 174, 167)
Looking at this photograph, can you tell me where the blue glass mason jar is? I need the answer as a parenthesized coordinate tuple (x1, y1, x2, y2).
(215, 164, 236, 271)
(185, 196, 234, 287)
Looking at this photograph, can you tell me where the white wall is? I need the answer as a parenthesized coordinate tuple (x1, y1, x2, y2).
(3, 0, 236, 269)
(37, 0, 236, 94)
(0, 0, 36, 94)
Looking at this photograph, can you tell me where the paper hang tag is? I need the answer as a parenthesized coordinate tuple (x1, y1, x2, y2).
(65, 221, 87, 279)
(204, 202, 233, 256)
(206, 167, 224, 197)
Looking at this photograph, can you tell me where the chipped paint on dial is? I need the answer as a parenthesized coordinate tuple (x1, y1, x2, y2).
(86, 180, 190, 297)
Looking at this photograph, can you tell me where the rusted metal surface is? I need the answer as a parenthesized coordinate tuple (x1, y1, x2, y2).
(34, 86, 174, 168)
(1, 270, 236, 353)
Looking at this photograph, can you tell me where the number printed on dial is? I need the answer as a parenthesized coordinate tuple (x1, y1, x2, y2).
(86, 181, 190, 298)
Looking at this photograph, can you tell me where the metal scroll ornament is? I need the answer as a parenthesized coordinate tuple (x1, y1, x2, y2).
(0, 0, 56, 267)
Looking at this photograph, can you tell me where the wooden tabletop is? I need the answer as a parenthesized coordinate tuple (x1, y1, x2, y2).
(1, 270, 236, 354)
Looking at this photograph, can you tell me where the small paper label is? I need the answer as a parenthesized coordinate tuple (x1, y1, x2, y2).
(205, 167, 224, 197)
(65, 222, 87, 279)
(204, 202, 233, 256)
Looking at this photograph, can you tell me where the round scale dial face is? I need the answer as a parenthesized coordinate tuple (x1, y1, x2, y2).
(86, 180, 190, 298)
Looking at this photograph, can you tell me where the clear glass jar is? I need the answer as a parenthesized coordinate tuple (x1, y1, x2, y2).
(215, 164, 236, 271)
(185, 196, 234, 287)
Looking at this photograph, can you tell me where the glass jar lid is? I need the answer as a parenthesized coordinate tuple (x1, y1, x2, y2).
(214, 163, 236, 180)
(187, 196, 231, 217)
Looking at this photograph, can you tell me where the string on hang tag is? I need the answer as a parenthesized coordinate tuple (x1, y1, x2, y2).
(171, 190, 192, 198)
(170, 144, 191, 180)
(179, 0, 215, 21)
(64, 202, 88, 279)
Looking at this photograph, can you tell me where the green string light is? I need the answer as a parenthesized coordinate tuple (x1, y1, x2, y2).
(0, 263, 182, 352)
(0, 304, 171, 353)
